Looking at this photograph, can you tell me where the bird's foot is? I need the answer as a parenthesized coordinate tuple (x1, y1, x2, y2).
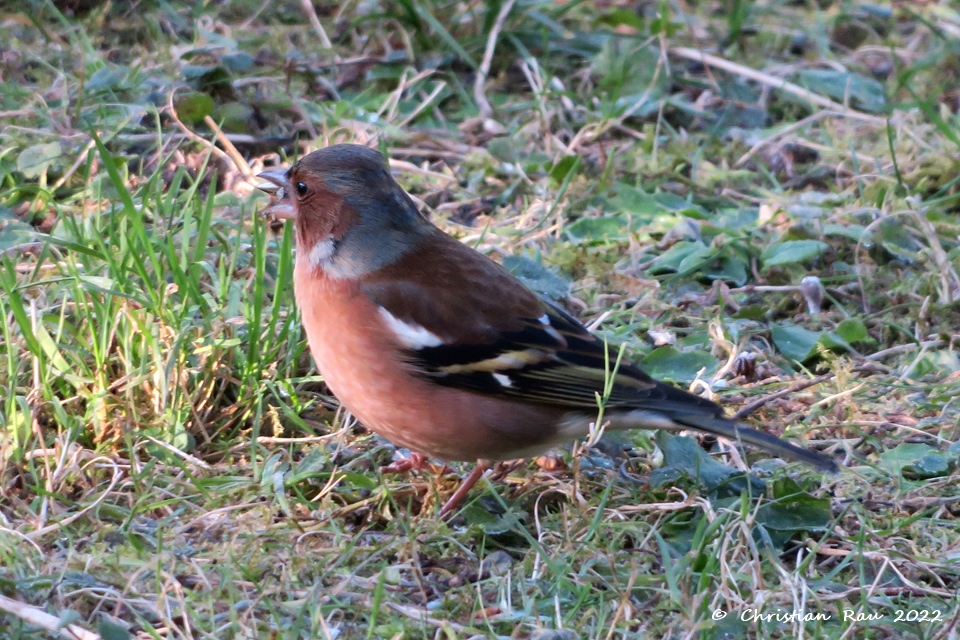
(380, 452, 453, 476)
(380, 451, 429, 474)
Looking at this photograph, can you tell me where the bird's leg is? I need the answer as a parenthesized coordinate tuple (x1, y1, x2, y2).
(438, 461, 490, 519)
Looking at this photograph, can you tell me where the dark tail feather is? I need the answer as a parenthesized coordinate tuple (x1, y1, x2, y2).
(610, 382, 839, 472)
(675, 412, 838, 473)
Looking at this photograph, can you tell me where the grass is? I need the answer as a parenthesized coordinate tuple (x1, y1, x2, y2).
(2, 0, 960, 638)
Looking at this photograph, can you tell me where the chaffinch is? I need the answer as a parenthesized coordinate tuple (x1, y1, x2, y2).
(257, 144, 838, 517)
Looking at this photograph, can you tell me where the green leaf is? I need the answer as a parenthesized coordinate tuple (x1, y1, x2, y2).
(549, 155, 580, 183)
(174, 92, 215, 124)
(675, 244, 716, 275)
(754, 479, 832, 548)
(197, 27, 238, 50)
(460, 502, 520, 535)
(565, 215, 630, 243)
(703, 256, 748, 286)
(86, 65, 129, 92)
(796, 69, 886, 113)
(823, 223, 865, 241)
(833, 318, 868, 344)
(881, 441, 960, 481)
(761, 240, 828, 270)
(340, 472, 379, 491)
(878, 443, 937, 477)
(594, 38, 665, 102)
(17, 142, 62, 178)
(0, 221, 37, 251)
(57, 610, 83, 628)
(878, 220, 923, 261)
(646, 241, 707, 275)
(216, 102, 253, 132)
(222, 51, 254, 73)
(182, 65, 232, 92)
(486, 137, 523, 163)
(654, 192, 703, 215)
(640, 346, 718, 383)
(290, 447, 329, 477)
(771, 324, 822, 363)
(597, 9, 646, 31)
(902, 453, 957, 480)
(97, 619, 132, 640)
(822, 318, 869, 351)
(714, 207, 759, 230)
(649, 432, 760, 496)
(503, 255, 571, 301)
(732, 304, 767, 320)
(612, 184, 662, 217)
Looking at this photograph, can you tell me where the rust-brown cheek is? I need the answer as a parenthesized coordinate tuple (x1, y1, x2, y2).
(294, 187, 358, 251)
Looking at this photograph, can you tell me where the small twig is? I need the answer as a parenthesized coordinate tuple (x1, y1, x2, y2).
(390, 147, 468, 160)
(239, 0, 273, 29)
(585, 310, 612, 332)
(114, 132, 289, 145)
(388, 158, 457, 184)
(299, 0, 332, 49)
(788, 135, 882, 170)
(474, 0, 517, 119)
(0, 594, 101, 640)
(733, 110, 836, 168)
(398, 81, 448, 128)
(386, 603, 468, 632)
(203, 115, 255, 180)
(863, 339, 944, 361)
(670, 47, 887, 124)
(378, 68, 435, 122)
(255, 435, 341, 444)
(166, 90, 236, 173)
(730, 335, 942, 422)
(808, 383, 866, 410)
(27, 457, 122, 540)
(0, 242, 44, 258)
(732, 373, 835, 421)
(51, 138, 97, 190)
(308, 55, 387, 68)
(853, 209, 917, 314)
(141, 435, 213, 470)
(616, 37, 666, 123)
(914, 211, 960, 304)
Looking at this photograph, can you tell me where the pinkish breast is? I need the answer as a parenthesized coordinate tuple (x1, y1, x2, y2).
(292, 262, 568, 461)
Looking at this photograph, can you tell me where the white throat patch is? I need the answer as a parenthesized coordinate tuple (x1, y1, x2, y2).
(308, 237, 337, 268)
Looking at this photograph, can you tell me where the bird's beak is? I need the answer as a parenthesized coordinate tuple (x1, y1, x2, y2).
(257, 169, 295, 220)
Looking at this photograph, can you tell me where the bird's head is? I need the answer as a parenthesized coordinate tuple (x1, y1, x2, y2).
(258, 144, 430, 278)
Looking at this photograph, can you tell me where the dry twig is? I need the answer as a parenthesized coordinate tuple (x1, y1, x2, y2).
(0, 594, 101, 640)
(474, 0, 517, 119)
(670, 47, 887, 124)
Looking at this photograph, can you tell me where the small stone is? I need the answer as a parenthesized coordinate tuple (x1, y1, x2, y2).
(480, 550, 513, 576)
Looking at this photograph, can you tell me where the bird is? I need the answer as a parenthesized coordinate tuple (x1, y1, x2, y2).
(256, 144, 838, 518)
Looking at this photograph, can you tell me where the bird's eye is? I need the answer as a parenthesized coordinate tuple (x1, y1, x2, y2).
(295, 182, 309, 198)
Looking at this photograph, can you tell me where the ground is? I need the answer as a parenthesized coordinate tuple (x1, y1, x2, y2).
(2, 1, 960, 639)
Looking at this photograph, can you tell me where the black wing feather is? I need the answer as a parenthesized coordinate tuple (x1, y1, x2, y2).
(407, 298, 673, 410)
